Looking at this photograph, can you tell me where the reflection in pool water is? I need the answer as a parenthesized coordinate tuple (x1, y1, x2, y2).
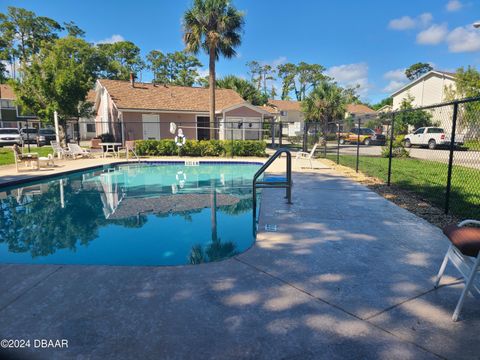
(0, 163, 260, 266)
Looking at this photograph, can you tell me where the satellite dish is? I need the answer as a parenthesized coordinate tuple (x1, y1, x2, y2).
(169, 122, 177, 134)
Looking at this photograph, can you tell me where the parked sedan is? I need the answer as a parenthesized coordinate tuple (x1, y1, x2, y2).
(19, 127, 39, 144)
(36, 128, 56, 146)
(0, 128, 22, 147)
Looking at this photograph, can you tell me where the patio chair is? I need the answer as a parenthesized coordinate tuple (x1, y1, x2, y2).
(435, 220, 480, 321)
(118, 141, 139, 160)
(12, 144, 39, 172)
(68, 143, 93, 158)
(38, 153, 55, 168)
(51, 141, 73, 159)
(295, 143, 319, 169)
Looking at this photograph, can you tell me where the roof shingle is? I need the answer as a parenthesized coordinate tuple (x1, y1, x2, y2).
(0, 84, 16, 100)
(98, 79, 246, 112)
(346, 103, 376, 115)
(267, 99, 302, 111)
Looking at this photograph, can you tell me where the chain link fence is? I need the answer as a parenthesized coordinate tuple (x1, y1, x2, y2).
(298, 97, 480, 220)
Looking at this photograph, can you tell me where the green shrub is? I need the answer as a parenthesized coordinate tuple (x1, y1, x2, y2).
(381, 143, 410, 158)
(134, 139, 267, 157)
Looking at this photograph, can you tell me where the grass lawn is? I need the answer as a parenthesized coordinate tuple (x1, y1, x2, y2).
(326, 154, 480, 219)
(0, 146, 54, 166)
(465, 140, 480, 151)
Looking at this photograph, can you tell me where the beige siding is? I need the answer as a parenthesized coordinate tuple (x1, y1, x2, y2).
(392, 73, 457, 132)
(393, 73, 456, 109)
(224, 106, 263, 117)
(123, 112, 199, 141)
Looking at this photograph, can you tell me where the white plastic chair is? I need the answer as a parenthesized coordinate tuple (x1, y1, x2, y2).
(435, 219, 480, 321)
(68, 143, 93, 158)
(38, 154, 55, 168)
(51, 141, 73, 159)
(295, 143, 319, 169)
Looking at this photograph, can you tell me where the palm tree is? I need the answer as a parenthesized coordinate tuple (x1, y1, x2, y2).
(183, 0, 244, 139)
(302, 81, 347, 135)
(217, 75, 267, 105)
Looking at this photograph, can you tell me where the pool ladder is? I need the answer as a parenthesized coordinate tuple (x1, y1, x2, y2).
(252, 148, 292, 219)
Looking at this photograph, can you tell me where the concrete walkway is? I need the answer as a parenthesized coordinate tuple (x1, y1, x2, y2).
(0, 159, 479, 359)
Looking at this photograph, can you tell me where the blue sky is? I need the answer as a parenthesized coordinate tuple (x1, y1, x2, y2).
(2, 0, 480, 103)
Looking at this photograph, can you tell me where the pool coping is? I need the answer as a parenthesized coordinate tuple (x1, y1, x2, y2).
(0, 159, 266, 189)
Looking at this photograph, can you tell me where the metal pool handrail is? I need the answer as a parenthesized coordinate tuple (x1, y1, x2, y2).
(252, 148, 292, 220)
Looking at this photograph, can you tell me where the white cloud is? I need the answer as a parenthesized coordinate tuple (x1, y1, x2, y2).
(382, 68, 408, 93)
(388, 13, 433, 31)
(389, 16, 416, 30)
(384, 68, 407, 81)
(447, 26, 480, 52)
(1, 60, 20, 77)
(446, 0, 463, 12)
(96, 34, 125, 44)
(270, 56, 287, 68)
(416, 24, 448, 45)
(326, 63, 371, 97)
(383, 80, 407, 93)
(198, 68, 209, 78)
(419, 13, 433, 27)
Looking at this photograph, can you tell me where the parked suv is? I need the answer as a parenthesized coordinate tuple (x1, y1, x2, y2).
(19, 127, 39, 144)
(404, 127, 465, 150)
(339, 127, 386, 146)
(0, 128, 22, 147)
(36, 128, 56, 146)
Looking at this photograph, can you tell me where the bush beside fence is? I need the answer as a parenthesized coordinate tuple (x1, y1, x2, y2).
(135, 139, 267, 157)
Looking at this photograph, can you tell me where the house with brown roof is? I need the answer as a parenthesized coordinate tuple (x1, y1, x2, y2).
(0, 84, 38, 128)
(76, 90, 97, 141)
(263, 99, 305, 137)
(0, 84, 96, 141)
(345, 103, 377, 119)
(93, 78, 273, 142)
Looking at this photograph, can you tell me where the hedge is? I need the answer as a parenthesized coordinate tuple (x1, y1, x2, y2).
(135, 139, 267, 157)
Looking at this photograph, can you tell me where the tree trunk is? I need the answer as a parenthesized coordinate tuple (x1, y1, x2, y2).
(208, 47, 216, 140)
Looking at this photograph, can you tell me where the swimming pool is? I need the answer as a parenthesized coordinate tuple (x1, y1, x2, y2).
(0, 162, 262, 266)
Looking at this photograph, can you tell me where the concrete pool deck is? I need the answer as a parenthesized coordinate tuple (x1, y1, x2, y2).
(0, 157, 479, 359)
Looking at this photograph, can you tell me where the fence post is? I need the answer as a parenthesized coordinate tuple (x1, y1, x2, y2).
(387, 113, 395, 186)
(271, 119, 275, 148)
(302, 122, 308, 152)
(337, 119, 340, 164)
(231, 124, 234, 158)
(445, 102, 459, 215)
(279, 122, 283, 147)
(355, 117, 360, 173)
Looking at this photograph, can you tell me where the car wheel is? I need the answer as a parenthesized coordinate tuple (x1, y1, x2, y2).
(404, 139, 412, 148)
(339, 138, 345, 145)
(428, 139, 436, 150)
(364, 138, 371, 146)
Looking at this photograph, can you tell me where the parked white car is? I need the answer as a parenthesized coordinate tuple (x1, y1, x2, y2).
(0, 128, 22, 147)
(404, 127, 465, 150)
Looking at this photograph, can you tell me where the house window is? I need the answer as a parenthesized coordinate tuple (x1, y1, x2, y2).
(0, 99, 15, 109)
(86, 124, 96, 132)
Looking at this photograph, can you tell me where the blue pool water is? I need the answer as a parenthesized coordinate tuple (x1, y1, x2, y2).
(0, 162, 261, 266)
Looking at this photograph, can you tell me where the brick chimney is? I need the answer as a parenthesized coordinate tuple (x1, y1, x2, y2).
(130, 72, 135, 87)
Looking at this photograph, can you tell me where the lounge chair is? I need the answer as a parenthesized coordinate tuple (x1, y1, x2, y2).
(12, 144, 39, 172)
(435, 219, 480, 321)
(51, 141, 73, 159)
(295, 143, 319, 169)
(68, 143, 93, 158)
